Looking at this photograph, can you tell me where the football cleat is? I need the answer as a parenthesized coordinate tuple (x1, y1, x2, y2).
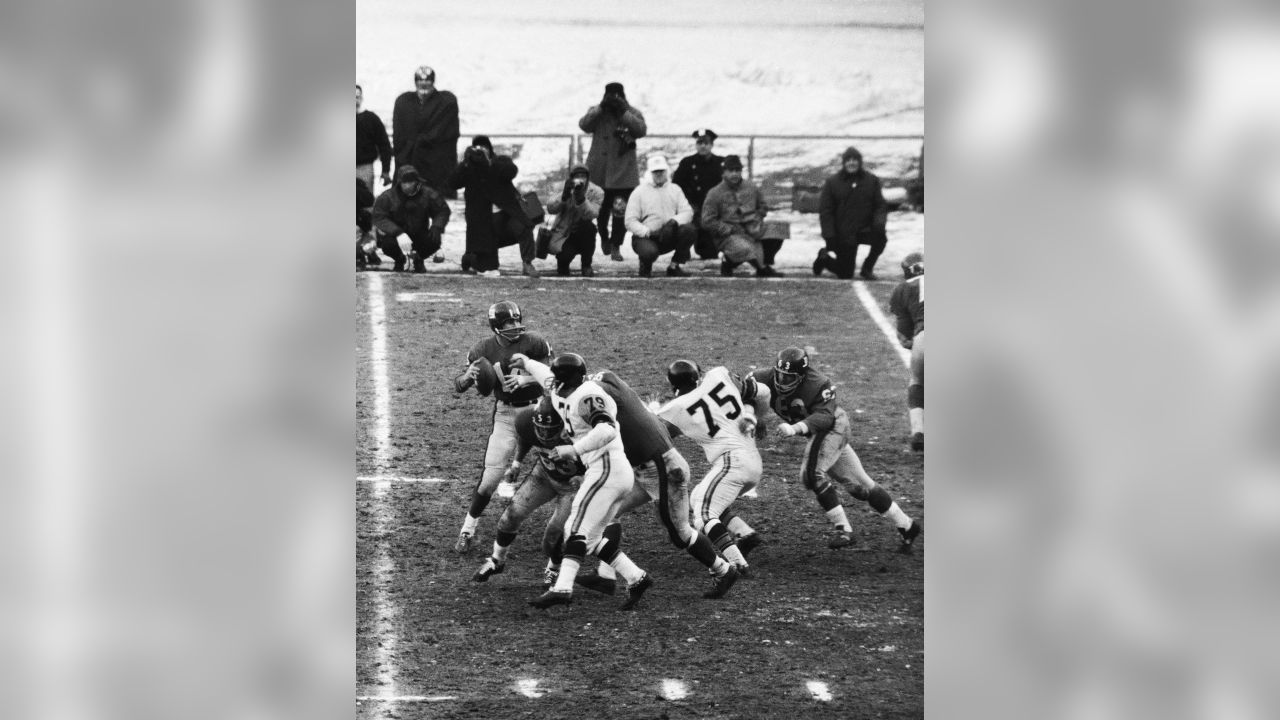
(472, 557, 505, 582)
(528, 589, 573, 609)
(574, 572, 618, 596)
(898, 519, 922, 552)
(454, 531, 474, 554)
(736, 533, 763, 558)
(703, 565, 739, 599)
(910, 432, 924, 452)
(619, 574, 654, 611)
(733, 563, 753, 579)
(828, 531, 855, 549)
(542, 568, 559, 591)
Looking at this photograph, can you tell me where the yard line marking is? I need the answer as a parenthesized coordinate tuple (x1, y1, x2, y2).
(851, 282, 911, 369)
(806, 680, 834, 701)
(515, 678, 545, 698)
(358, 691, 458, 696)
(396, 292, 462, 303)
(368, 273, 393, 473)
(660, 679, 690, 700)
(357, 476, 450, 484)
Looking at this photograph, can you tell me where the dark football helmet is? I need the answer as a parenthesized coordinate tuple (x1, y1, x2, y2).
(775, 346, 809, 394)
(666, 359, 701, 396)
(550, 353, 587, 394)
(488, 300, 526, 342)
(532, 394, 564, 446)
(901, 251, 924, 280)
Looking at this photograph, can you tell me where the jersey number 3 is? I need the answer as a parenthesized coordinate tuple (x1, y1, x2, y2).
(686, 382, 742, 437)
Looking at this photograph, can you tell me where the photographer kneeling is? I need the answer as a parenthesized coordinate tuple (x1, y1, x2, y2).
(450, 135, 540, 278)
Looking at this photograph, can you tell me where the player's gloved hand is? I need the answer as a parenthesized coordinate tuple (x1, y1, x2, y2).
(778, 422, 808, 438)
(552, 445, 577, 462)
(502, 374, 524, 393)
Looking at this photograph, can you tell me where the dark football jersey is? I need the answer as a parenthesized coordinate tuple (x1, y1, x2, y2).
(466, 332, 553, 404)
(512, 407, 583, 482)
(747, 367, 840, 433)
(889, 276, 924, 338)
(591, 369, 674, 465)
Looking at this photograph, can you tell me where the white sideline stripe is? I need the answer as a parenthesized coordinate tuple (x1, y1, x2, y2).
(851, 282, 911, 369)
(358, 691, 458, 696)
(357, 476, 450, 484)
(396, 292, 462, 303)
(365, 273, 401, 717)
(806, 681, 834, 701)
(515, 678, 544, 698)
(660, 679, 690, 700)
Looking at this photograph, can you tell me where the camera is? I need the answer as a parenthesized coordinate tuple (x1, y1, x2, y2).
(572, 178, 585, 188)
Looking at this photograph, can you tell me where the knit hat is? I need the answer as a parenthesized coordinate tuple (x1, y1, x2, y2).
(723, 155, 744, 171)
(841, 146, 863, 163)
(604, 82, 625, 97)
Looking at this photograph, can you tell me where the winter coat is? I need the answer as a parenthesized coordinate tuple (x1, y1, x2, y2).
(392, 89, 460, 196)
(371, 166, 451, 240)
(356, 110, 393, 173)
(818, 168, 887, 250)
(450, 153, 530, 254)
(578, 103, 647, 190)
(624, 177, 694, 238)
(701, 179, 768, 239)
(672, 152, 724, 211)
(546, 166, 604, 254)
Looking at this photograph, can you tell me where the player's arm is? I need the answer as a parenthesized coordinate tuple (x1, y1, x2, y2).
(509, 354, 553, 390)
(660, 417, 684, 439)
(453, 351, 481, 393)
(780, 383, 839, 437)
(554, 395, 618, 460)
(890, 286, 915, 348)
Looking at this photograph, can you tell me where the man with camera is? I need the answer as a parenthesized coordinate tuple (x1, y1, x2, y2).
(545, 165, 604, 277)
(579, 82, 647, 263)
(450, 135, 540, 278)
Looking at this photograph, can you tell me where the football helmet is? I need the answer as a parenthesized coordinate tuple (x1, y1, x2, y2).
(550, 353, 588, 394)
(532, 394, 564, 446)
(901, 251, 924, 279)
(774, 347, 809, 394)
(488, 300, 526, 342)
(666, 359, 701, 396)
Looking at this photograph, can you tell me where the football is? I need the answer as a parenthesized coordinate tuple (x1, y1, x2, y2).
(472, 357, 499, 396)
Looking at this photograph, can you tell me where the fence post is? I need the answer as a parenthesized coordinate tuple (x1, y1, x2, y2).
(567, 136, 574, 174)
(748, 137, 755, 178)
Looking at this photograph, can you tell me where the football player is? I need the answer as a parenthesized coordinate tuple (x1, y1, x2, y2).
(451, 301, 553, 554)
(527, 354, 654, 610)
(889, 251, 925, 451)
(743, 347, 922, 550)
(511, 354, 741, 599)
(657, 360, 765, 577)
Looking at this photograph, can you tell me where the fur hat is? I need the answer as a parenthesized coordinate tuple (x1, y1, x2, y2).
(604, 82, 625, 97)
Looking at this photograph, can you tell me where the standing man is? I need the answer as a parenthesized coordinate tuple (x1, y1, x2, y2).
(742, 347, 921, 551)
(370, 166, 451, 273)
(579, 82, 646, 263)
(702, 155, 779, 277)
(546, 165, 604, 277)
(450, 135, 539, 278)
(451, 301, 554, 554)
(658, 361, 765, 577)
(393, 66, 460, 200)
(356, 84, 393, 193)
(623, 155, 696, 278)
(889, 252, 925, 451)
(672, 128, 724, 260)
(814, 146, 889, 280)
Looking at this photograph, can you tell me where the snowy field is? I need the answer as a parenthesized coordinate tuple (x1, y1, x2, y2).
(357, 0, 924, 184)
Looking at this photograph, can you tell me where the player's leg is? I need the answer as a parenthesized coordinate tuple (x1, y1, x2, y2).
(827, 443, 920, 548)
(473, 467, 558, 581)
(654, 453, 738, 597)
(908, 331, 924, 450)
(691, 454, 749, 571)
(539, 489, 575, 589)
(800, 429, 857, 547)
(456, 404, 518, 552)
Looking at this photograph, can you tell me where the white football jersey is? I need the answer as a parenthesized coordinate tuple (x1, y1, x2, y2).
(552, 380, 629, 468)
(657, 366, 756, 462)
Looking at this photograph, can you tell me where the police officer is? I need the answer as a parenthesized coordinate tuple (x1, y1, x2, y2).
(672, 128, 724, 260)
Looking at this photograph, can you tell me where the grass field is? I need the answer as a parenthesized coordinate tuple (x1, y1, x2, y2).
(357, 273, 924, 719)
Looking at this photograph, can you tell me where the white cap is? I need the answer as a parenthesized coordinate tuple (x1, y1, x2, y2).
(646, 155, 670, 172)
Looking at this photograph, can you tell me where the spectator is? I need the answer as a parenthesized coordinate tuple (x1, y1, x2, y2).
(450, 135, 540, 278)
(813, 146, 888, 280)
(370, 165, 451, 273)
(393, 66, 461, 200)
(701, 155, 780, 277)
(546, 165, 604, 277)
(624, 155, 695, 278)
(672, 128, 724, 260)
(579, 81, 646, 263)
(357, 178, 379, 270)
(356, 84, 392, 193)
